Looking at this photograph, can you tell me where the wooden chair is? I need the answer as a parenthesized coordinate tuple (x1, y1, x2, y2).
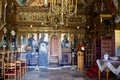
(0, 52, 5, 79)
(16, 60, 21, 80)
(4, 62, 16, 80)
(21, 59, 27, 79)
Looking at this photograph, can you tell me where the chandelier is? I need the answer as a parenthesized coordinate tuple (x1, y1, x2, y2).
(48, 0, 77, 28)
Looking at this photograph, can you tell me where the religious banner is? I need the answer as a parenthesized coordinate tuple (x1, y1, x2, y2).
(101, 38, 114, 58)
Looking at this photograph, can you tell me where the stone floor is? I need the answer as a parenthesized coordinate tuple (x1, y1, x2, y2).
(23, 66, 119, 80)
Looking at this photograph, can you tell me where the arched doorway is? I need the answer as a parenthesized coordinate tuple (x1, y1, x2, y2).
(49, 34, 60, 63)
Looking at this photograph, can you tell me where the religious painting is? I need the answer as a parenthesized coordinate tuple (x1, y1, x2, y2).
(27, 33, 37, 49)
(38, 33, 48, 66)
(61, 33, 71, 65)
(61, 33, 71, 49)
(26, 33, 38, 66)
(70, 33, 79, 49)
(100, 14, 113, 38)
(20, 34, 27, 52)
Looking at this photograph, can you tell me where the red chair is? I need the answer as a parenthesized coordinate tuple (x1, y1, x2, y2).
(4, 62, 16, 80)
(16, 60, 21, 80)
(21, 59, 27, 79)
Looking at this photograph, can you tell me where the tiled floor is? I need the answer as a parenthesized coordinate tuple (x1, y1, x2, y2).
(23, 66, 119, 80)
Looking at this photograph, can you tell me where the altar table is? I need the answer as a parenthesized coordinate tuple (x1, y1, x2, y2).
(97, 59, 120, 80)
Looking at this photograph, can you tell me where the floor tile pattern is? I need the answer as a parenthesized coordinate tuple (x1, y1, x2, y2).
(23, 67, 119, 80)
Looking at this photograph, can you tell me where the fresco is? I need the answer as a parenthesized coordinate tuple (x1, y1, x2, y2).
(38, 33, 48, 66)
(61, 33, 71, 65)
(26, 33, 38, 66)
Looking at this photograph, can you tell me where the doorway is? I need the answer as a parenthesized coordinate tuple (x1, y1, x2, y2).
(49, 34, 60, 64)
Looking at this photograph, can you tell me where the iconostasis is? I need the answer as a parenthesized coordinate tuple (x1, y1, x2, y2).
(16, 32, 82, 66)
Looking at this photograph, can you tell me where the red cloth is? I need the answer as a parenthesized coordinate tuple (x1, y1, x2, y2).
(110, 0, 116, 13)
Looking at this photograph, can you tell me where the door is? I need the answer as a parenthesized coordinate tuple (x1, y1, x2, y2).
(50, 35, 59, 63)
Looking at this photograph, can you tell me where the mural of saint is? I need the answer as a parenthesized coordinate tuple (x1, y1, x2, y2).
(27, 34, 35, 47)
(38, 33, 48, 66)
(61, 34, 71, 64)
(26, 33, 35, 65)
(61, 34, 71, 48)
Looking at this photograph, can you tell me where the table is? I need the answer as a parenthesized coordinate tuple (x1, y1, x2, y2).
(97, 59, 120, 80)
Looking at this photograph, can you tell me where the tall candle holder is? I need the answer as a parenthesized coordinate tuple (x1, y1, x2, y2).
(2, 27, 7, 52)
(11, 30, 16, 62)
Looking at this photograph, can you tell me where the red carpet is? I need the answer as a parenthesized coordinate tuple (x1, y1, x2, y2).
(86, 62, 99, 78)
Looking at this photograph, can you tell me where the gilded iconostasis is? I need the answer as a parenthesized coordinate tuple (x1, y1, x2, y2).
(16, 32, 83, 66)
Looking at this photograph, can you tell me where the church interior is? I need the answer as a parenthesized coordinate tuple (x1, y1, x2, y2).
(0, 0, 120, 80)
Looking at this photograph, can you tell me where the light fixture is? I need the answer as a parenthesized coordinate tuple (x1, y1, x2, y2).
(48, 0, 77, 27)
(11, 30, 16, 36)
(11, 30, 16, 48)
(2, 27, 7, 48)
(30, 24, 33, 28)
(77, 26, 80, 29)
(81, 46, 85, 51)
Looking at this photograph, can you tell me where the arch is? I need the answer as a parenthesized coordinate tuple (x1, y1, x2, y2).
(49, 34, 60, 63)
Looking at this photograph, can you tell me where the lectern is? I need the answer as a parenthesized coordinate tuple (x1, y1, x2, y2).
(77, 50, 84, 71)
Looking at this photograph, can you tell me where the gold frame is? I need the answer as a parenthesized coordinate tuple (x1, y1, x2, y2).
(100, 14, 112, 23)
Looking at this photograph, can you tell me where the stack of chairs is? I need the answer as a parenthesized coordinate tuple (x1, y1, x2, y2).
(3, 51, 27, 80)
